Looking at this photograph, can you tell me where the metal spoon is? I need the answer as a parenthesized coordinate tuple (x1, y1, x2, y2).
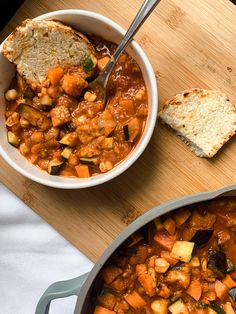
(87, 0, 161, 105)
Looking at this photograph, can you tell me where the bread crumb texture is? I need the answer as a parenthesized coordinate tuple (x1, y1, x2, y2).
(159, 88, 236, 157)
(3, 19, 94, 84)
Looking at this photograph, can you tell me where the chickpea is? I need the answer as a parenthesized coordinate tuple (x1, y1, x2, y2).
(40, 94, 52, 106)
(84, 91, 97, 102)
(31, 131, 44, 143)
(135, 88, 145, 100)
(5, 89, 18, 101)
(19, 143, 30, 155)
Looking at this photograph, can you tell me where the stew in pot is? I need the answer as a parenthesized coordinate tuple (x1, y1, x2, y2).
(92, 198, 236, 314)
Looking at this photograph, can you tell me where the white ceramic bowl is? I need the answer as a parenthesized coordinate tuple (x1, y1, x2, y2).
(0, 9, 158, 189)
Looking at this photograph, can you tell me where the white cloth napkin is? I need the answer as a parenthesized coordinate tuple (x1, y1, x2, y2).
(0, 182, 93, 314)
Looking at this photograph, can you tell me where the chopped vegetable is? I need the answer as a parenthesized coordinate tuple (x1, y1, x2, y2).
(75, 164, 90, 178)
(223, 302, 235, 314)
(123, 124, 129, 141)
(228, 286, 236, 301)
(168, 299, 189, 314)
(174, 209, 191, 226)
(210, 302, 226, 314)
(48, 67, 64, 86)
(189, 256, 200, 267)
(163, 217, 176, 235)
(138, 272, 156, 296)
(79, 157, 99, 166)
(97, 56, 110, 71)
(7, 131, 19, 147)
(154, 230, 176, 251)
(215, 280, 228, 300)
(222, 274, 236, 289)
(124, 291, 146, 309)
(186, 280, 202, 300)
(170, 241, 195, 262)
(208, 250, 227, 276)
(191, 229, 213, 247)
(61, 147, 73, 159)
(47, 159, 64, 175)
(151, 299, 168, 314)
(83, 55, 94, 73)
(20, 104, 51, 130)
(165, 269, 190, 289)
(160, 251, 178, 266)
(59, 132, 78, 147)
(154, 217, 163, 231)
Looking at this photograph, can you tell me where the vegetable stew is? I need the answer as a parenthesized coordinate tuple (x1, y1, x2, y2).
(92, 198, 236, 314)
(4, 36, 148, 178)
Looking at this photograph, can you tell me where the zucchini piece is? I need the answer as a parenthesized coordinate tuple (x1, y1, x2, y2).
(210, 302, 226, 314)
(191, 229, 213, 247)
(61, 147, 73, 159)
(123, 124, 129, 141)
(48, 159, 64, 175)
(207, 249, 227, 276)
(170, 241, 195, 263)
(79, 157, 98, 165)
(7, 131, 20, 147)
(168, 299, 189, 314)
(83, 55, 94, 73)
(20, 104, 51, 131)
(59, 132, 77, 147)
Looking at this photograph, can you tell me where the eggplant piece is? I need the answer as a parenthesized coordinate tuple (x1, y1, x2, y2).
(191, 229, 213, 247)
(48, 159, 64, 175)
(20, 104, 51, 131)
(123, 124, 129, 141)
(79, 157, 98, 166)
(228, 286, 236, 301)
(207, 249, 227, 276)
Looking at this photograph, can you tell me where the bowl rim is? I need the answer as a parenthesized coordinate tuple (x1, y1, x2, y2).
(0, 9, 158, 189)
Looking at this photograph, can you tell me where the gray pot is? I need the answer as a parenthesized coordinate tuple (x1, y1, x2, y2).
(35, 184, 236, 314)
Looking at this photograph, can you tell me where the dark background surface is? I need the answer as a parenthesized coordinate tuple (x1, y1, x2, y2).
(0, 0, 24, 31)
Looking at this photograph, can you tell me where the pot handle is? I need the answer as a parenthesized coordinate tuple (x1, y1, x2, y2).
(35, 272, 89, 314)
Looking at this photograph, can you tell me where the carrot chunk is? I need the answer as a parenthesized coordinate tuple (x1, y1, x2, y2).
(138, 272, 156, 296)
(75, 164, 90, 178)
(186, 280, 202, 301)
(222, 274, 236, 289)
(154, 230, 176, 251)
(94, 306, 116, 314)
(124, 291, 146, 309)
(160, 251, 178, 266)
(215, 280, 228, 300)
(48, 67, 64, 86)
(163, 217, 176, 235)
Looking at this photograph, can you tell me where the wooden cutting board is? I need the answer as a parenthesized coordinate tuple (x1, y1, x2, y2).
(0, 0, 236, 262)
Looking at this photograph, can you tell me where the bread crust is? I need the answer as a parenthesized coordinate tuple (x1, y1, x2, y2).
(159, 88, 236, 157)
(2, 19, 96, 85)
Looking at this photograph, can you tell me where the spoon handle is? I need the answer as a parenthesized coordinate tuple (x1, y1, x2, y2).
(103, 0, 161, 76)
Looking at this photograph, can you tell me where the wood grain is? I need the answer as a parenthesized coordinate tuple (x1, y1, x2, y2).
(0, 0, 236, 262)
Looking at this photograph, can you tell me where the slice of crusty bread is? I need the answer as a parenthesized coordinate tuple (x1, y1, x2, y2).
(2, 19, 95, 86)
(159, 88, 236, 157)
